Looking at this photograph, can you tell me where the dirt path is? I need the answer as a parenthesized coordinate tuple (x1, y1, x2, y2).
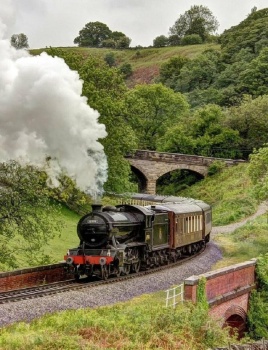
(211, 201, 268, 236)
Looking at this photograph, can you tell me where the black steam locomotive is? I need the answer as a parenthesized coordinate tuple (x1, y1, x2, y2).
(64, 194, 212, 280)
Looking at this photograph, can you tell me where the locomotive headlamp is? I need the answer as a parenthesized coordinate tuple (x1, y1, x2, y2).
(66, 257, 74, 265)
(99, 257, 106, 265)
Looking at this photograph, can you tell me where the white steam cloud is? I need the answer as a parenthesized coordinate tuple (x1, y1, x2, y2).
(0, 4, 108, 196)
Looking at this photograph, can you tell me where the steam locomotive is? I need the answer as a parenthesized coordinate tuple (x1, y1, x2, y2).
(64, 194, 212, 280)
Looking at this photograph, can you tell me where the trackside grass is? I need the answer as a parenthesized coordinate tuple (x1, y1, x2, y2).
(0, 293, 234, 350)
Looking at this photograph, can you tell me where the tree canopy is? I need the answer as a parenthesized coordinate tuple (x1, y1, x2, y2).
(220, 8, 268, 62)
(169, 5, 219, 43)
(123, 84, 189, 150)
(10, 33, 29, 49)
(0, 161, 62, 270)
(74, 21, 131, 48)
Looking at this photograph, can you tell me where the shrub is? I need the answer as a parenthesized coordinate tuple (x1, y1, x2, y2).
(181, 34, 203, 45)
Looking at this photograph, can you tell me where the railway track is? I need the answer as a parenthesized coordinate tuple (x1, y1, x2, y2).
(0, 247, 205, 304)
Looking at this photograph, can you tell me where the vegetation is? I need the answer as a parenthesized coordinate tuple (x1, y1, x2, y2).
(0, 292, 234, 350)
(74, 21, 131, 49)
(0, 161, 62, 270)
(248, 254, 268, 339)
(169, 5, 219, 43)
(10, 33, 29, 49)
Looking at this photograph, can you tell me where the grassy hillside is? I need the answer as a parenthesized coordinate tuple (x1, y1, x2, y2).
(179, 162, 258, 226)
(30, 43, 220, 86)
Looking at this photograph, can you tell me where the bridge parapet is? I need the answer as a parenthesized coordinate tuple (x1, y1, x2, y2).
(128, 150, 245, 167)
(184, 259, 257, 333)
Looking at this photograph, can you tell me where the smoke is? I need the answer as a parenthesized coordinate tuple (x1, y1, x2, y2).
(0, 3, 108, 196)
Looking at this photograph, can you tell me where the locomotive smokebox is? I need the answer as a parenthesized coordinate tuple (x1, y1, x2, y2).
(91, 203, 103, 212)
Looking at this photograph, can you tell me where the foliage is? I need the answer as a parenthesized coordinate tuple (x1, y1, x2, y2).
(74, 21, 131, 48)
(248, 145, 268, 201)
(156, 170, 203, 195)
(158, 55, 190, 88)
(153, 35, 169, 47)
(119, 62, 133, 78)
(104, 52, 116, 67)
(169, 5, 219, 42)
(157, 104, 243, 159)
(207, 160, 226, 176)
(156, 124, 196, 154)
(181, 34, 203, 45)
(240, 47, 268, 97)
(174, 49, 222, 93)
(248, 254, 268, 339)
(123, 83, 189, 150)
(10, 33, 29, 49)
(0, 293, 233, 349)
(197, 277, 209, 310)
(220, 8, 268, 63)
(46, 48, 138, 193)
(180, 162, 257, 226)
(247, 290, 268, 340)
(225, 96, 268, 157)
(0, 161, 62, 269)
(74, 21, 112, 47)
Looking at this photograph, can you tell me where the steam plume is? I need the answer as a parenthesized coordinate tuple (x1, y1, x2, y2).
(0, 5, 108, 196)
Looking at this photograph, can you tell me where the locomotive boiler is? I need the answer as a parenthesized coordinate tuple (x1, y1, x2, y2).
(64, 194, 212, 280)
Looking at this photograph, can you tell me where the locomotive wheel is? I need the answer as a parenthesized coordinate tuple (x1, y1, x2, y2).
(123, 264, 131, 275)
(101, 266, 108, 280)
(131, 261, 141, 273)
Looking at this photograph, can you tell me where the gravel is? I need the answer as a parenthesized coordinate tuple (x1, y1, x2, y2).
(2, 202, 267, 327)
(0, 241, 222, 327)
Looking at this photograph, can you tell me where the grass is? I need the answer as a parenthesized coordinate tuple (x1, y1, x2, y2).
(0, 292, 233, 350)
(42, 206, 80, 262)
(30, 43, 220, 85)
(213, 214, 268, 269)
(179, 162, 258, 225)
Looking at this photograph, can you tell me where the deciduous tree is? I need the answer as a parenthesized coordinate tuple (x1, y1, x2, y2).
(10, 33, 29, 49)
(74, 21, 112, 47)
(169, 5, 219, 42)
(123, 84, 189, 150)
(0, 161, 62, 270)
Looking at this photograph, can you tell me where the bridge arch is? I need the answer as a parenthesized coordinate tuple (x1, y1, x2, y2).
(224, 305, 247, 338)
(128, 160, 208, 194)
(126, 150, 245, 194)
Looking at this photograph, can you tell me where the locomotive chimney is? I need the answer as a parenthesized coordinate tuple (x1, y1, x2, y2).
(91, 204, 103, 212)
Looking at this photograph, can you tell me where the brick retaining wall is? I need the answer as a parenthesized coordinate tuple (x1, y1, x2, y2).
(0, 263, 71, 292)
(184, 259, 257, 323)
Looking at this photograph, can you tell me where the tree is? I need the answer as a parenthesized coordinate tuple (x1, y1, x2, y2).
(169, 5, 219, 42)
(240, 47, 268, 97)
(0, 161, 62, 270)
(123, 84, 189, 150)
(159, 55, 190, 88)
(220, 8, 268, 63)
(74, 22, 131, 48)
(174, 49, 221, 93)
(153, 35, 168, 47)
(225, 95, 268, 157)
(74, 21, 112, 47)
(10, 33, 29, 49)
(46, 48, 138, 193)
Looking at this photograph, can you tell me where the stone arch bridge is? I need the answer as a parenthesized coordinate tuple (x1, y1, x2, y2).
(126, 150, 245, 194)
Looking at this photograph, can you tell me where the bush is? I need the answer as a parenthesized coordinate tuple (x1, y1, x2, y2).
(208, 161, 225, 176)
(181, 34, 203, 45)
